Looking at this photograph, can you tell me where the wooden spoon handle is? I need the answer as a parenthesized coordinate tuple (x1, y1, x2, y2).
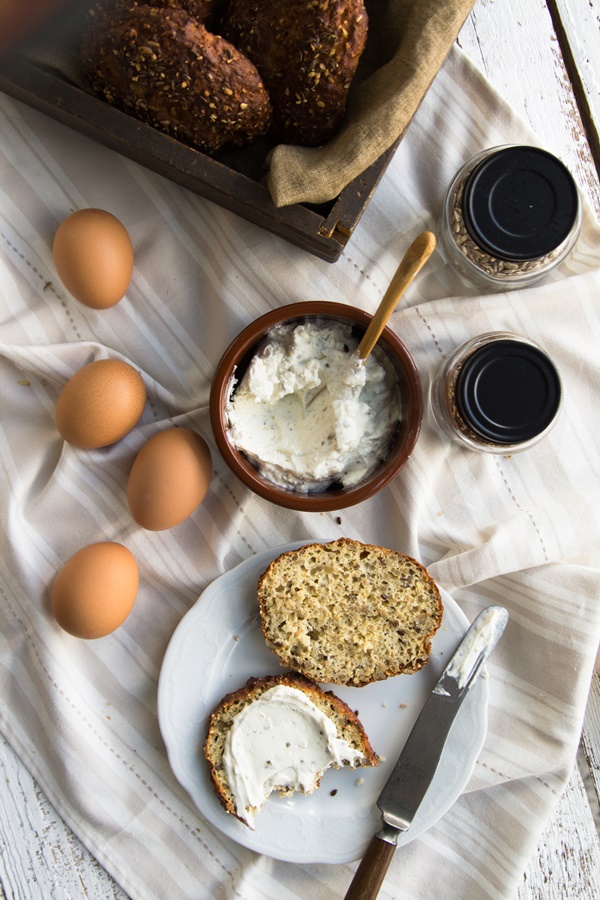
(344, 835, 397, 900)
(357, 231, 437, 361)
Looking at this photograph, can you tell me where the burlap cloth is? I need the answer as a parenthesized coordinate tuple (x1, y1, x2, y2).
(267, 0, 477, 206)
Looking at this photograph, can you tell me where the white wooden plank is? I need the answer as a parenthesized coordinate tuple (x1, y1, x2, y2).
(581, 672, 600, 806)
(519, 762, 600, 899)
(457, 0, 600, 219)
(459, 1, 600, 895)
(0, 733, 127, 900)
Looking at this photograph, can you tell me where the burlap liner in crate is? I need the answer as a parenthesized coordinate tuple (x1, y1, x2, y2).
(267, 0, 477, 207)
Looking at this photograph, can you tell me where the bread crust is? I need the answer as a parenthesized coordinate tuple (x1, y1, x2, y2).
(221, 0, 368, 145)
(89, 0, 216, 20)
(81, 5, 271, 153)
(204, 671, 378, 824)
(257, 539, 444, 687)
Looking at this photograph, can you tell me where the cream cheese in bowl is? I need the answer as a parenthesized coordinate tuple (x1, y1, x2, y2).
(225, 320, 402, 492)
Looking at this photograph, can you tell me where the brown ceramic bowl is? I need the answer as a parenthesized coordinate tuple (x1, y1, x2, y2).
(209, 301, 423, 511)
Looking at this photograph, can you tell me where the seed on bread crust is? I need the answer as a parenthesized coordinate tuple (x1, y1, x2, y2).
(81, 5, 271, 153)
(88, 0, 216, 20)
(221, 0, 368, 145)
(257, 539, 443, 687)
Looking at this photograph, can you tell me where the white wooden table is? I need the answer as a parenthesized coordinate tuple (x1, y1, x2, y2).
(1, 0, 600, 897)
(459, 4, 600, 893)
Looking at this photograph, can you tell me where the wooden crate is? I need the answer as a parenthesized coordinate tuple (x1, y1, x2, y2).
(0, 4, 399, 263)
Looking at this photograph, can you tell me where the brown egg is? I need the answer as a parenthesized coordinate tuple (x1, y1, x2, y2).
(51, 542, 139, 639)
(55, 358, 146, 449)
(128, 427, 212, 531)
(53, 208, 134, 309)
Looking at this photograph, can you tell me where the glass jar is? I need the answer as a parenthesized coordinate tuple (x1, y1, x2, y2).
(430, 332, 562, 453)
(438, 145, 582, 291)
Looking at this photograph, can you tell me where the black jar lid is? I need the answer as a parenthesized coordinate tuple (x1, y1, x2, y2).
(461, 146, 579, 261)
(455, 339, 561, 445)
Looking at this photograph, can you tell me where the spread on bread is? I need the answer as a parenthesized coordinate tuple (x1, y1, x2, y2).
(204, 672, 378, 828)
(257, 539, 444, 687)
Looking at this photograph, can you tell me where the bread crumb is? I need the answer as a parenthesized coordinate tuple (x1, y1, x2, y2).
(399, 703, 407, 709)
(355, 777, 364, 786)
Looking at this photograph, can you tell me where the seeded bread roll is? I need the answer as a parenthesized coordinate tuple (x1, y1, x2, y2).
(204, 671, 378, 825)
(257, 539, 443, 687)
(220, 0, 368, 145)
(88, 0, 215, 20)
(81, 5, 271, 154)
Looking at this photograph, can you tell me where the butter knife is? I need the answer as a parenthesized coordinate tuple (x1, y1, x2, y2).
(344, 604, 509, 900)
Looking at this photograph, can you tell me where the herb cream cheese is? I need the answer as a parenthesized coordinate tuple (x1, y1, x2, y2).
(223, 684, 364, 827)
(225, 320, 402, 491)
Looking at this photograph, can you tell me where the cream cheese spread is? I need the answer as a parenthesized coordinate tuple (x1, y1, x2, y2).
(223, 684, 365, 828)
(433, 605, 509, 697)
(225, 320, 402, 491)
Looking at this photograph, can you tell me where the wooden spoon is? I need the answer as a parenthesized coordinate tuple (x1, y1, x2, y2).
(357, 230, 437, 361)
(304, 231, 436, 411)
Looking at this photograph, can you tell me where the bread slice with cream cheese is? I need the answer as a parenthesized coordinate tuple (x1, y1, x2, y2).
(204, 671, 378, 827)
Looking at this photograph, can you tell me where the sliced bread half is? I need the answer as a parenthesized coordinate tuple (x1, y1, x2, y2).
(257, 538, 443, 687)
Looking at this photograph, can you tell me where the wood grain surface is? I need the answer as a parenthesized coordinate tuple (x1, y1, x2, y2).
(458, 0, 600, 218)
(582, 673, 600, 816)
(459, 3, 600, 896)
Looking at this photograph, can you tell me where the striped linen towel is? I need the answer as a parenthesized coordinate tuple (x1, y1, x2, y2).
(1, 44, 599, 899)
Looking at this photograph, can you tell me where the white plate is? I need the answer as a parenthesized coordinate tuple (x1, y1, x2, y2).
(157, 541, 488, 864)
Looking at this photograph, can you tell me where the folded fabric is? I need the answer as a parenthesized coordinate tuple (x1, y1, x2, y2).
(267, 0, 477, 206)
(1, 44, 599, 900)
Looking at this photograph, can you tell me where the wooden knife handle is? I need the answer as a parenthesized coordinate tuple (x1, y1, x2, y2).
(357, 231, 436, 361)
(344, 835, 397, 900)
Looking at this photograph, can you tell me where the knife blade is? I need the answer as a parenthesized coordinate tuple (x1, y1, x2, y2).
(344, 604, 508, 900)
